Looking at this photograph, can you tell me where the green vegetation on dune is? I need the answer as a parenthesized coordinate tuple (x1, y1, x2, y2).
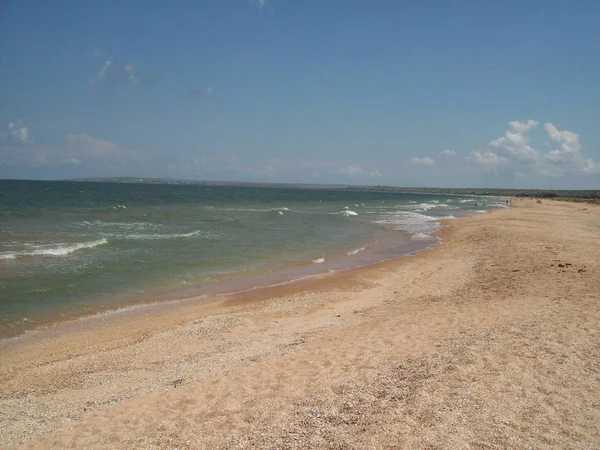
(552, 197, 600, 206)
(347, 186, 600, 200)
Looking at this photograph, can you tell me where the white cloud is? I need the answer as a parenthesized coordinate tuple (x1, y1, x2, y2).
(409, 156, 435, 166)
(483, 119, 598, 177)
(440, 149, 457, 157)
(471, 150, 508, 169)
(370, 170, 382, 177)
(544, 123, 580, 153)
(582, 159, 600, 175)
(188, 86, 213, 96)
(63, 158, 81, 165)
(65, 133, 119, 157)
(90, 58, 140, 87)
(257, 0, 266, 8)
(542, 123, 598, 175)
(123, 64, 140, 87)
(5, 119, 34, 144)
(508, 119, 538, 133)
(340, 164, 364, 176)
(489, 119, 539, 161)
(90, 59, 114, 86)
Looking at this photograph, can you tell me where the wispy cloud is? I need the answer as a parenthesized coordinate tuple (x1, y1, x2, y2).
(409, 156, 435, 166)
(339, 164, 364, 176)
(439, 149, 457, 157)
(90, 59, 114, 87)
(90, 58, 141, 88)
(470, 150, 508, 170)
(65, 133, 119, 157)
(123, 64, 140, 87)
(188, 86, 213, 96)
(2, 119, 34, 144)
(1, 132, 123, 167)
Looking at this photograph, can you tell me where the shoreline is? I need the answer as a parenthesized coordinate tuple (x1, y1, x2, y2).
(3, 199, 598, 448)
(0, 206, 460, 341)
(0, 216, 445, 346)
(1, 180, 504, 339)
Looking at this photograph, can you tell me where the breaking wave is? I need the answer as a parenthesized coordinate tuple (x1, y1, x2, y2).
(0, 239, 108, 260)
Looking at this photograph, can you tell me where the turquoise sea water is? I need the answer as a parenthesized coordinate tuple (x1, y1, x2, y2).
(0, 180, 504, 337)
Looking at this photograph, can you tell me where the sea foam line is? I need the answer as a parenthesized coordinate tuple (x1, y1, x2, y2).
(347, 246, 366, 255)
(102, 230, 216, 240)
(0, 239, 108, 259)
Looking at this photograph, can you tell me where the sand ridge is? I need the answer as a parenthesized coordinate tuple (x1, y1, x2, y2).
(1, 199, 599, 449)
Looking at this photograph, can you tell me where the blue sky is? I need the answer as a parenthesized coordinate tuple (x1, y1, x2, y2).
(1, 0, 599, 188)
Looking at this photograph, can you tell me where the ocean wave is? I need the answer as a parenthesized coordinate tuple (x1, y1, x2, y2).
(411, 233, 435, 241)
(81, 220, 164, 231)
(347, 246, 366, 255)
(0, 238, 108, 259)
(374, 211, 439, 235)
(223, 207, 290, 213)
(312, 257, 325, 264)
(102, 230, 218, 240)
(331, 210, 358, 217)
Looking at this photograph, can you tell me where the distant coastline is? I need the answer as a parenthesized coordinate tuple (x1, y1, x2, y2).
(59, 177, 600, 200)
(2, 176, 598, 201)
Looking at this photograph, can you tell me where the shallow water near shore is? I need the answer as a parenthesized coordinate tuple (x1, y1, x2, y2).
(0, 180, 504, 337)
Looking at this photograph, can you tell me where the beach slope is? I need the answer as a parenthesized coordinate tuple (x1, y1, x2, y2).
(1, 199, 599, 449)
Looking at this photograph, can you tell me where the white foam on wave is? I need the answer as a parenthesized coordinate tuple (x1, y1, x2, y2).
(347, 246, 366, 255)
(104, 230, 217, 240)
(0, 238, 108, 259)
(331, 210, 358, 217)
(81, 220, 163, 230)
(411, 232, 434, 241)
(313, 257, 325, 264)
(224, 207, 290, 213)
(374, 211, 439, 235)
(413, 203, 437, 211)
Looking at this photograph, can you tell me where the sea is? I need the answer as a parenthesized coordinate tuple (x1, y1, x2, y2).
(0, 180, 505, 338)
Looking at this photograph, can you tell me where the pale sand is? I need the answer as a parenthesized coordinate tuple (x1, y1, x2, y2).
(1, 199, 599, 449)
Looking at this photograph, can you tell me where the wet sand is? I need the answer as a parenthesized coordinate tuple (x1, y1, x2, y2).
(1, 199, 599, 449)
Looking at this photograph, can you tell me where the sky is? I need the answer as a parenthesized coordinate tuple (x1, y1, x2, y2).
(1, 0, 599, 189)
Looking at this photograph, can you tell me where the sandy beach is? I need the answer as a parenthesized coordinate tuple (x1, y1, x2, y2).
(1, 199, 599, 449)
